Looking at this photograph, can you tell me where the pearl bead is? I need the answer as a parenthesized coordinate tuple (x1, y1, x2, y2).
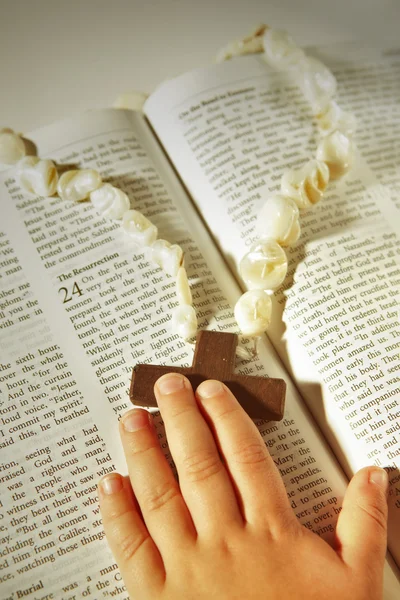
(171, 305, 198, 340)
(18, 156, 58, 197)
(281, 159, 330, 211)
(0, 130, 26, 164)
(257, 194, 300, 247)
(316, 130, 354, 180)
(239, 238, 287, 290)
(149, 239, 183, 277)
(176, 266, 192, 305)
(90, 184, 130, 219)
(215, 24, 267, 62)
(262, 29, 304, 70)
(234, 290, 272, 337)
(57, 169, 102, 202)
(122, 209, 157, 246)
(316, 100, 356, 136)
(299, 57, 337, 112)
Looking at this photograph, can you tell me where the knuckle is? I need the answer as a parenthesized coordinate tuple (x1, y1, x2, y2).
(214, 404, 242, 422)
(231, 440, 268, 472)
(144, 482, 180, 514)
(125, 437, 158, 459)
(105, 504, 132, 522)
(356, 498, 387, 532)
(169, 403, 196, 420)
(183, 450, 222, 483)
(117, 529, 150, 563)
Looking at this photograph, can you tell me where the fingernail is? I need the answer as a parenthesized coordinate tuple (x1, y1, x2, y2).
(196, 380, 224, 398)
(121, 409, 150, 432)
(369, 468, 389, 494)
(100, 474, 123, 495)
(157, 373, 187, 395)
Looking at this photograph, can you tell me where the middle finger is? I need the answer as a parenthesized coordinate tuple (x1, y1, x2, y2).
(154, 373, 243, 537)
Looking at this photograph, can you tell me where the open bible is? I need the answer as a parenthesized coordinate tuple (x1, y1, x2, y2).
(0, 41, 399, 598)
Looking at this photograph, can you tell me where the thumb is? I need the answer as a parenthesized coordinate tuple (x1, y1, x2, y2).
(335, 466, 388, 575)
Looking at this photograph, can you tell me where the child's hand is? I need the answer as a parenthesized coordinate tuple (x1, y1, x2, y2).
(98, 374, 388, 599)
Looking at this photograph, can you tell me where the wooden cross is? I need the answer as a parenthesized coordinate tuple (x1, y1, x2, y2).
(130, 330, 286, 420)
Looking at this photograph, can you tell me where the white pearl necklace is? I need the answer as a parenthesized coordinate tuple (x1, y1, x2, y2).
(221, 26, 356, 338)
(2, 145, 197, 340)
(1, 25, 356, 347)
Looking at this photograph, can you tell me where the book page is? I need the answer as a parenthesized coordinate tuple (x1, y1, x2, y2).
(145, 45, 400, 568)
(2, 109, 391, 596)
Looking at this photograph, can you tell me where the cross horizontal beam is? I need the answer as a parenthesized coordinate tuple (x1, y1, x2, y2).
(130, 331, 286, 421)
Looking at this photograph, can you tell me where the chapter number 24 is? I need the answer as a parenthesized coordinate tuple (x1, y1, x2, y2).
(58, 281, 83, 303)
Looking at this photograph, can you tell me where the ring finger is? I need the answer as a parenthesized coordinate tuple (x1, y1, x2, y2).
(154, 373, 243, 538)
